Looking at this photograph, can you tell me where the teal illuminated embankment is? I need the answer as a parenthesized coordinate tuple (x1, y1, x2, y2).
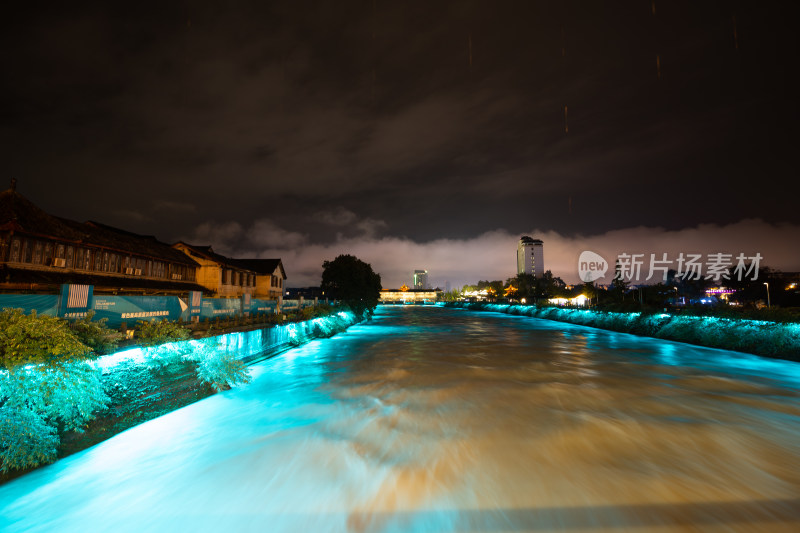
(95, 311, 359, 371)
(444, 302, 800, 361)
(0, 311, 360, 479)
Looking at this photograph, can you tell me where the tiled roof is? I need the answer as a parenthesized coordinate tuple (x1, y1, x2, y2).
(0, 188, 84, 240)
(229, 258, 285, 279)
(1, 187, 197, 266)
(173, 242, 247, 269)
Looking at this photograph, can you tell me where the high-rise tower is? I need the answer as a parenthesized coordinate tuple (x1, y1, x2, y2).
(413, 269, 429, 289)
(517, 236, 544, 277)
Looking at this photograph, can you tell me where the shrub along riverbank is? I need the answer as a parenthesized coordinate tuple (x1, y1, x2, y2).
(0, 308, 358, 483)
(445, 302, 800, 361)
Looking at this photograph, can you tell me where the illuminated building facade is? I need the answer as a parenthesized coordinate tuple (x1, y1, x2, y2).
(517, 236, 544, 277)
(380, 288, 441, 304)
(413, 269, 429, 289)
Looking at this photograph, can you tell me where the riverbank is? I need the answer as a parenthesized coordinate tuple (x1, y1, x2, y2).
(444, 302, 800, 361)
(0, 311, 359, 484)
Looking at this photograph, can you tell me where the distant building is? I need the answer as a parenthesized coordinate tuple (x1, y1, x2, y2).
(229, 258, 286, 304)
(0, 182, 205, 295)
(413, 269, 429, 289)
(517, 236, 544, 277)
(380, 288, 441, 304)
(172, 243, 256, 299)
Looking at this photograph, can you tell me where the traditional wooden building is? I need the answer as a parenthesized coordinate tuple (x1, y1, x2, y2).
(0, 182, 205, 295)
(172, 242, 258, 299)
(229, 258, 286, 303)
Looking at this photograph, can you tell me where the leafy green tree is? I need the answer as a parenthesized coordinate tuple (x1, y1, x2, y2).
(135, 319, 191, 346)
(189, 341, 251, 392)
(513, 274, 537, 301)
(0, 405, 59, 473)
(442, 288, 461, 302)
(0, 309, 107, 473)
(0, 309, 89, 370)
(1, 362, 107, 431)
(321, 255, 382, 319)
(68, 312, 124, 355)
(511, 271, 567, 303)
(536, 271, 567, 300)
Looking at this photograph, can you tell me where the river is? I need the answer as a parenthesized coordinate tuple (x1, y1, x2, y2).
(1, 305, 799, 532)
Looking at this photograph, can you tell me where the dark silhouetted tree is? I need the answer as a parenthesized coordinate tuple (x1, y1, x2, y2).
(321, 255, 382, 319)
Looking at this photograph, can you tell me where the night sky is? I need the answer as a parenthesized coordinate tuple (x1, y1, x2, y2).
(3, 1, 798, 287)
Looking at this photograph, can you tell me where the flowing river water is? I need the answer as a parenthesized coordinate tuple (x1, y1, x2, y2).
(1, 305, 799, 532)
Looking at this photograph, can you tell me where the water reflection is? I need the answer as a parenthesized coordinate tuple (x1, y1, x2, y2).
(1, 305, 799, 532)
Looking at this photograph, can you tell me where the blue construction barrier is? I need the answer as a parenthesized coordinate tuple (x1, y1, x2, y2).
(0, 287, 293, 329)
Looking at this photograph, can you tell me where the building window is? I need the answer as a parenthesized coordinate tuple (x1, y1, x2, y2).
(44, 242, 53, 266)
(33, 241, 43, 264)
(102, 252, 109, 272)
(10, 239, 20, 262)
(23, 240, 33, 263)
(75, 248, 85, 270)
(65, 246, 74, 268)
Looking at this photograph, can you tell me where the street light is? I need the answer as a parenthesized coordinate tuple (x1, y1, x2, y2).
(763, 282, 771, 308)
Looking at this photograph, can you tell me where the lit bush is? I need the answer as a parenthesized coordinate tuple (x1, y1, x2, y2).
(1, 362, 107, 432)
(452, 302, 800, 360)
(68, 311, 124, 355)
(0, 308, 89, 369)
(192, 348, 251, 392)
(135, 319, 191, 347)
(0, 309, 107, 473)
(0, 405, 59, 473)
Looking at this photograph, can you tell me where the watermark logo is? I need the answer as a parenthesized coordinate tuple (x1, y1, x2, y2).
(577, 251, 764, 283)
(613, 252, 763, 282)
(578, 251, 608, 282)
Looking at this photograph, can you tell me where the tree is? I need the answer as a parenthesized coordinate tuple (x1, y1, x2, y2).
(608, 261, 630, 302)
(0, 309, 89, 370)
(0, 309, 107, 473)
(135, 319, 191, 347)
(514, 274, 537, 301)
(321, 255, 382, 319)
(68, 311, 124, 355)
(512, 271, 567, 303)
(535, 270, 567, 300)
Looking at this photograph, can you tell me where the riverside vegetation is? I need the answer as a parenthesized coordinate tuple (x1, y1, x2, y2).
(2, 253, 381, 481)
(448, 302, 800, 361)
(0, 304, 351, 481)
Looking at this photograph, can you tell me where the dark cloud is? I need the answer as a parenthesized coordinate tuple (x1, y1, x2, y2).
(2, 1, 798, 285)
(191, 218, 800, 289)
